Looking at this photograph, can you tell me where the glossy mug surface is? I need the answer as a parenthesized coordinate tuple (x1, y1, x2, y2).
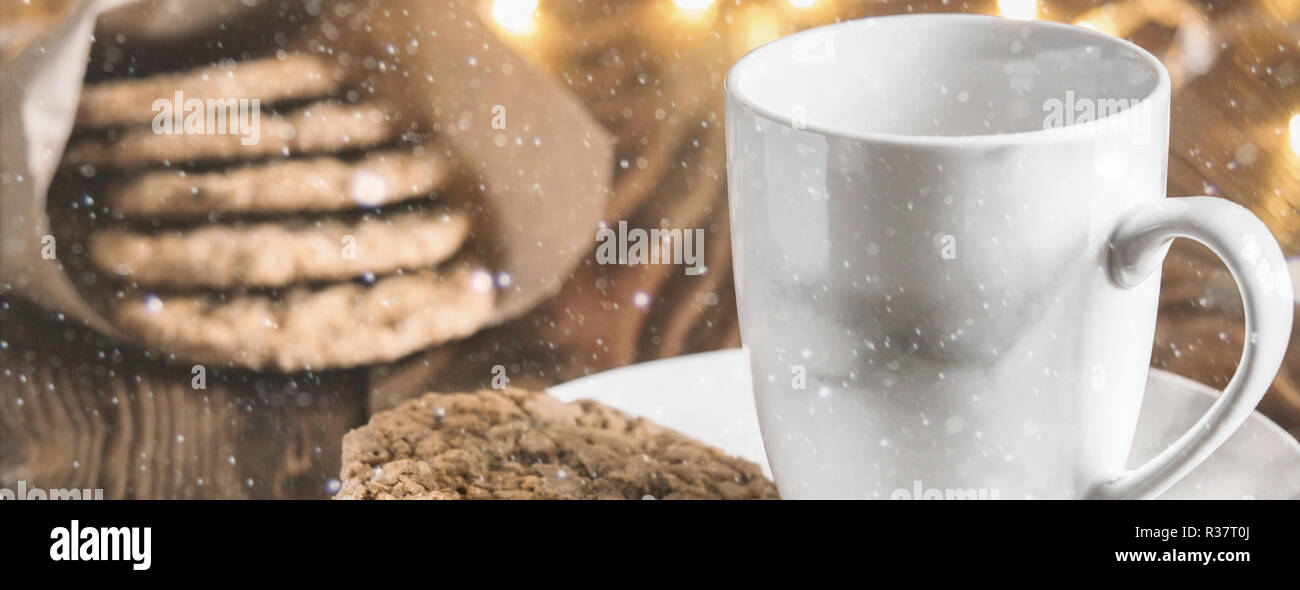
(724, 14, 1292, 499)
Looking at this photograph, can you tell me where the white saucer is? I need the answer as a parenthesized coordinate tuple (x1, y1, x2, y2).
(550, 349, 1300, 499)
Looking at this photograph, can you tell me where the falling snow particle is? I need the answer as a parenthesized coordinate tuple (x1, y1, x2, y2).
(945, 416, 965, 435)
(633, 291, 651, 309)
(470, 269, 495, 293)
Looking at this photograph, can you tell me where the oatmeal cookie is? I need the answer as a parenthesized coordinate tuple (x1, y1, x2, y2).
(91, 208, 470, 289)
(113, 263, 495, 371)
(335, 387, 778, 500)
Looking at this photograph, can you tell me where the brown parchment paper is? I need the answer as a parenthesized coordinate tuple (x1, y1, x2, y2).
(0, 0, 612, 347)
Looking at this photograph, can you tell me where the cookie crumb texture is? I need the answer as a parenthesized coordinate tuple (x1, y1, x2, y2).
(336, 388, 779, 500)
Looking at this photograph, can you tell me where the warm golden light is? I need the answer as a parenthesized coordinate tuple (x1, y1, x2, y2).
(787, 0, 818, 8)
(739, 7, 781, 52)
(673, 0, 714, 14)
(998, 0, 1038, 20)
(1074, 19, 1115, 36)
(491, 0, 538, 35)
(1290, 113, 1300, 156)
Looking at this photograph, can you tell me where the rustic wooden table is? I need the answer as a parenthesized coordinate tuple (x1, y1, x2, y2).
(3, 0, 1298, 498)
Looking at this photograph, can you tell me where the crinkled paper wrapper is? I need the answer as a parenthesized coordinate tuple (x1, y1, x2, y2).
(0, 0, 612, 342)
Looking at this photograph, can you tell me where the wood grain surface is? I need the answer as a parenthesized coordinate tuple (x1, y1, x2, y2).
(0, 297, 367, 499)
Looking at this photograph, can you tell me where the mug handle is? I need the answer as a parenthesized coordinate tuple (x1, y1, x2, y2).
(1091, 196, 1293, 499)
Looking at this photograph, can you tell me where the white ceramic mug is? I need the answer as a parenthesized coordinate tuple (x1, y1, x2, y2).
(724, 14, 1293, 499)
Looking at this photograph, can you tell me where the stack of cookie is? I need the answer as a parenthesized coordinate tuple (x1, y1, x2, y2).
(62, 53, 496, 371)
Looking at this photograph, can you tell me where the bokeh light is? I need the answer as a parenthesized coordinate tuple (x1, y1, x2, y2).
(1290, 113, 1300, 156)
(738, 6, 782, 52)
(673, 0, 715, 14)
(491, 0, 539, 35)
(998, 0, 1038, 20)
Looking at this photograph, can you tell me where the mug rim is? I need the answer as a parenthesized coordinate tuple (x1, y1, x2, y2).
(723, 13, 1172, 147)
